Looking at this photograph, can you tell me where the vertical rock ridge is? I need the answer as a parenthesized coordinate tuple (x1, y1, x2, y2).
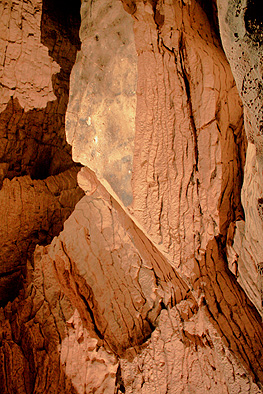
(0, 0, 263, 392)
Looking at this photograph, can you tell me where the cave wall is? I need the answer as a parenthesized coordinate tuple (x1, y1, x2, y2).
(0, 0, 83, 304)
(0, 0, 263, 393)
(217, 0, 263, 319)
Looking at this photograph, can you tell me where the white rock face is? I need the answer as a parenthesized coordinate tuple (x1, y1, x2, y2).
(66, 0, 137, 206)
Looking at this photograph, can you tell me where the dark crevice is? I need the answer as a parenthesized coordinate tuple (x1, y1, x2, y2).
(115, 364, 126, 393)
(245, 0, 263, 43)
(75, 282, 105, 341)
(178, 33, 199, 172)
(196, 0, 220, 40)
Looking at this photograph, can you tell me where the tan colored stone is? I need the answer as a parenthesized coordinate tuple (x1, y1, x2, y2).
(130, 0, 246, 285)
(1, 185, 263, 392)
(121, 307, 262, 394)
(0, 0, 82, 304)
(0, 0, 263, 392)
(66, 0, 137, 206)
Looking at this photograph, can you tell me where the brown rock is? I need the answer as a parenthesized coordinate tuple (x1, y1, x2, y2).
(0, 167, 84, 305)
(131, 0, 246, 278)
(0, 0, 83, 304)
(0, 0, 263, 392)
(1, 185, 262, 392)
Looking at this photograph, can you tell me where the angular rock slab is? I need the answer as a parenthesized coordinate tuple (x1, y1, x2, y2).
(66, 0, 137, 206)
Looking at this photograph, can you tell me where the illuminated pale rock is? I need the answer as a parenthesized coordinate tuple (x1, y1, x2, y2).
(0, 0, 263, 392)
(66, 0, 137, 206)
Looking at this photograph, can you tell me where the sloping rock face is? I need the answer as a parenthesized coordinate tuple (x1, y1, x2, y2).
(0, 167, 83, 305)
(0, 0, 263, 393)
(1, 181, 262, 393)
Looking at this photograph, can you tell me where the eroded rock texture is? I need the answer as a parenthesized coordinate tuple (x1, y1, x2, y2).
(0, 0, 83, 303)
(66, 0, 137, 206)
(1, 181, 262, 393)
(0, 0, 81, 181)
(0, 167, 83, 305)
(1, 0, 263, 393)
(217, 0, 263, 318)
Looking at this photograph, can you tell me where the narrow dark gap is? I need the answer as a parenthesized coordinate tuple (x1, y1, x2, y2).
(115, 364, 126, 393)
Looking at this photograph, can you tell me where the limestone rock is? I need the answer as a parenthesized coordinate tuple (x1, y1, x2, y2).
(0, 0, 81, 181)
(0, 0, 263, 392)
(0, 0, 59, 112)
(1, 184, 263, 392)
(217, 0, 263, 314)
(0, 239, 118, 394)
(121, 308, 261, 394)
(0, 0, 83, 304)
(130, 0, 246, 281)
(66, 0, 137, 206)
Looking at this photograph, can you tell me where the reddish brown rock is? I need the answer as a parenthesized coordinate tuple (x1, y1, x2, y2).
(1, 180, 262, 393)
(0, 0, 83, 304)
(131, 0, 246, 278)
(0, 167, 84, 305)
(0, 0, 263, 393)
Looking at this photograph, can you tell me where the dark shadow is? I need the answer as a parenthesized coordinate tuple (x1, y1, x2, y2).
(245, 0, 263, 43)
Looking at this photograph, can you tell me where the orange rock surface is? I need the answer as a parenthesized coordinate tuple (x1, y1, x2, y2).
(0, 0, 263, 393)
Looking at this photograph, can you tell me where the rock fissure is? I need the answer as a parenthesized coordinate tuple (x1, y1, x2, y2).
(1, 0, 263, 392)
(178, 32, 199, 173)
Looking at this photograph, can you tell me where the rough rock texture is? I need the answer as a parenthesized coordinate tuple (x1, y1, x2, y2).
(0, 0, 81, 181)
(0, 0, 59, 112)
(0, 0, 84, 302)
(0, 167, 83, 305)
(1, 181, 262, 393)
(130, 0, 247, 281)
(0, 0, 263, 393)
(217, 0, 263, 315)
(66, 0, 137, 206)
(120, 307, 261, 394)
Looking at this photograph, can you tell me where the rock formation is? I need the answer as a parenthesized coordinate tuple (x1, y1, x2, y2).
(0, 0, 263, 393)
(0, 0, 84, 304)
